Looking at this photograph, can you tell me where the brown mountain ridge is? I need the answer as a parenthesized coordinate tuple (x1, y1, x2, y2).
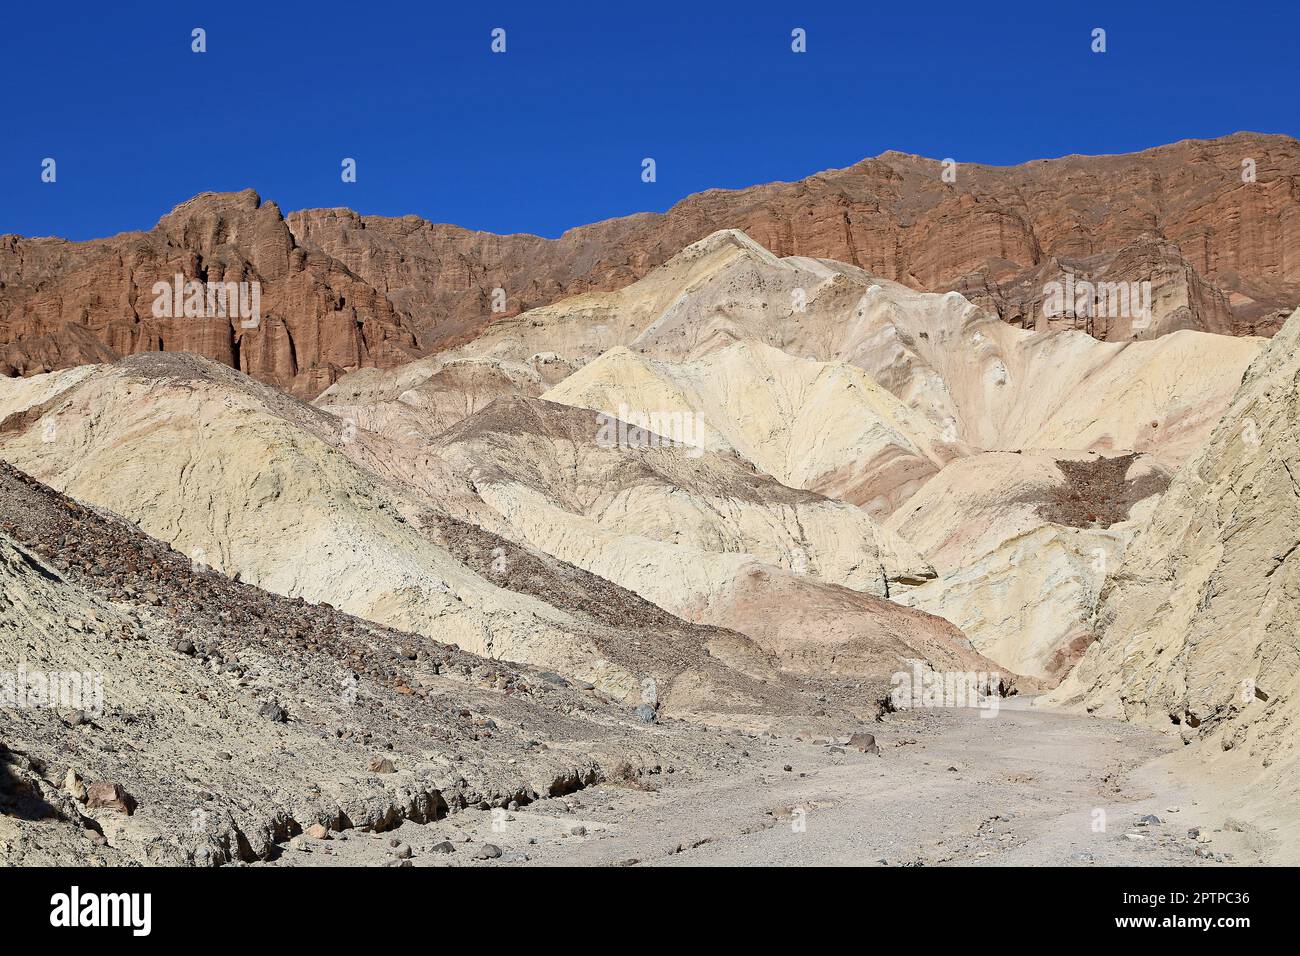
(3, 132, 1297, 397)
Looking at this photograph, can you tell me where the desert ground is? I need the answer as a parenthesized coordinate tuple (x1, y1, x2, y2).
(265, 704, 1283, 868)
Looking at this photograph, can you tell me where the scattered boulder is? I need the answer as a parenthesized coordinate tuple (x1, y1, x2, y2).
(474, 843, 503, 860)
(633, 704, 656, 723)
(258, 700, 288, 723)
(305, 823, 330, 840)
(846, 733, 881, 755)
(85, 781, 136, 815)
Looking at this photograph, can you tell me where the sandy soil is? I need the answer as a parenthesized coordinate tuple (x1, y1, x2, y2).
(266, 703, 1275, 868)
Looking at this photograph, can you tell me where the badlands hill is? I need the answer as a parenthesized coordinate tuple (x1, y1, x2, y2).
(4, 134, 1296, 398)
(369, 228, 1257, 681)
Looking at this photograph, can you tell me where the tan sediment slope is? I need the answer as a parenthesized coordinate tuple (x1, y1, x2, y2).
(427, 396, 1002, 679)
(320, 229, 1264, 684)
(1048, 307, 1300, 849)
(485, 230, 1259, 680)
(885, 451, 1169, 682)
(541, 340, 959, 517)
(315, 356, 554, 446)
(429, 395, 931, 596)
(0, 354, 790, 710)
(453, 229, 1263, 471)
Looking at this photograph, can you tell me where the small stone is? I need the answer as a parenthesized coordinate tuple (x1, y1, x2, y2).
(64, 768, 87, 802)
(369, 757, 396, 774)
(846, 733, 881, 755)
(85, 781, 136, 815)
(783, 765, 793, 772)
(429, 841, 455, 854)
(391, 843, 413, 859)
(570, 825, 587, 837)
(305, 824, 330, 840)
(474, 843, 503, 860)
(1137, 814, 1162, 826)
(633, 704, 656, 723)
(258, 701, 288, 723)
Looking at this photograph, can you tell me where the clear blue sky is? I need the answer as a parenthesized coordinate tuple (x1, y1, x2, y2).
(2, 0, 1295, 242)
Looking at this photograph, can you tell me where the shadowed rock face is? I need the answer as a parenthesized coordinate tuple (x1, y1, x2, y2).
(0, 190, 420, 398)
(289, 133, 1300, 348)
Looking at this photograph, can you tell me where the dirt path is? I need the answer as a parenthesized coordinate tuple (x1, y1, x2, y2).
(268, 704, 1265, 867)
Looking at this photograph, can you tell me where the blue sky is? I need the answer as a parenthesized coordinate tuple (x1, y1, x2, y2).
(1, 0, 1295, 241)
